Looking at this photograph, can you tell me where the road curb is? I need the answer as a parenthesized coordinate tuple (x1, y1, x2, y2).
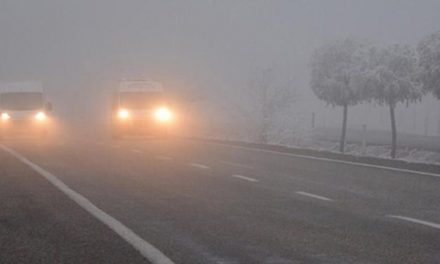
(188, 137, 440, 175)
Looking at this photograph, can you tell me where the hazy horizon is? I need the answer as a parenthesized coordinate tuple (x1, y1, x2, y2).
(1, 0, 440, 136)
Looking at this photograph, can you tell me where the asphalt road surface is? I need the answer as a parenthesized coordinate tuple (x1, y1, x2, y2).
(0, 137, 439, 264)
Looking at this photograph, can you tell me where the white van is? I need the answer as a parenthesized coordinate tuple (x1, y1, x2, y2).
(0, 81, 52, 138)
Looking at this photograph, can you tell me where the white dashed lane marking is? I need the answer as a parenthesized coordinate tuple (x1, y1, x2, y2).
(189, 163, 211, 170)
(231, 174, 259, 182)
(387, 215, 440, 230)
(296, 191, 333, 202)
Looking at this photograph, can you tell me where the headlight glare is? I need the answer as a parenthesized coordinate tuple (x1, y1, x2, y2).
(118, 109, 130, 119)
(1, 112, 10, 121)
(35, 111, 47, 121)
(154, 107, 173, 122)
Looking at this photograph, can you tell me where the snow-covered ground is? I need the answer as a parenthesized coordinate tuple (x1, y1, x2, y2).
(263, 126, 440, 165)
(289, 139, 440, 165)
(202, 129, 440, 165)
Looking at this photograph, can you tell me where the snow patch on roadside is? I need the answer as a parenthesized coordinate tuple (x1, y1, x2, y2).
(284, 140, 440, 165)
(201, 134, 440, 165)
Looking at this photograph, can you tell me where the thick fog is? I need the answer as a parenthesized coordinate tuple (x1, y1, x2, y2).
(1, 0, 440, 139)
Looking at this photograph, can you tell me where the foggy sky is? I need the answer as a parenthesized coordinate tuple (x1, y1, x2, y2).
(1, 0, 440, 134)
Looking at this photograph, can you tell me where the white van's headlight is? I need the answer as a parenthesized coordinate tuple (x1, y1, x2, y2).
(1, 112, 10, 121)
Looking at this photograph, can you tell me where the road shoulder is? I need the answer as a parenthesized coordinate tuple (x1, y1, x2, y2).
(0, 149, 149, 264)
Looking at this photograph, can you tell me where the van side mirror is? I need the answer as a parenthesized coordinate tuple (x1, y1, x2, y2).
(45, 102, 53, 112)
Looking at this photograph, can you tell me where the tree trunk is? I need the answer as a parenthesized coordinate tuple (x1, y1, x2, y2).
(340, 104, 348, 153)
(389, 104, 397, 159)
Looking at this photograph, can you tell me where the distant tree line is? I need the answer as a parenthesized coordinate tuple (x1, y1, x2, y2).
(310, 31, 440, 158)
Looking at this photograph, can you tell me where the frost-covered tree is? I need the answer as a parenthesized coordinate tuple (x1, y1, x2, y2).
(418, 31, 440, 99)
(310, 39, 367, 153)
(363, 45, 422, 158)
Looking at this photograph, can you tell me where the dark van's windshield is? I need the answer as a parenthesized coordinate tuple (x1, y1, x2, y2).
(0, 92, 44, 111)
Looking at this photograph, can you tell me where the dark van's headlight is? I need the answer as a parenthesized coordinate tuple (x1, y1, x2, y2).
(35, 111, 47, 121)
(154, 107, 173, 123)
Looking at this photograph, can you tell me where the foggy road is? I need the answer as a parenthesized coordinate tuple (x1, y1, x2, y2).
(1, 138, 439, 264)
(3, 0, 440, 263)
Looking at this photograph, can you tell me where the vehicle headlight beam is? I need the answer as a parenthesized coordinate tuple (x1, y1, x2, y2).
(35, 111, 47, 121)
(154, 107, 173, 123)
(118, 109, 130, 119)
(1, 112, 10, 121)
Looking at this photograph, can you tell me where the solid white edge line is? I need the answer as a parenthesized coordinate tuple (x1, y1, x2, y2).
(189, 163, 211, 170)
(231, 174, 259, 182)
(387, 215, 440, 230)
(204, 141, 440, 178)
(0, 145, 175, 264)
(296, 191, 333, 202)
(131, 149, 143, 154)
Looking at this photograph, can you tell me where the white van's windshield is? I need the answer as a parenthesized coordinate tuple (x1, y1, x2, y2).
(0, 92, 44, 111)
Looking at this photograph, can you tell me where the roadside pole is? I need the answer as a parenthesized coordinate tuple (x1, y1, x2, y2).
(361, 124, 367, 155)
